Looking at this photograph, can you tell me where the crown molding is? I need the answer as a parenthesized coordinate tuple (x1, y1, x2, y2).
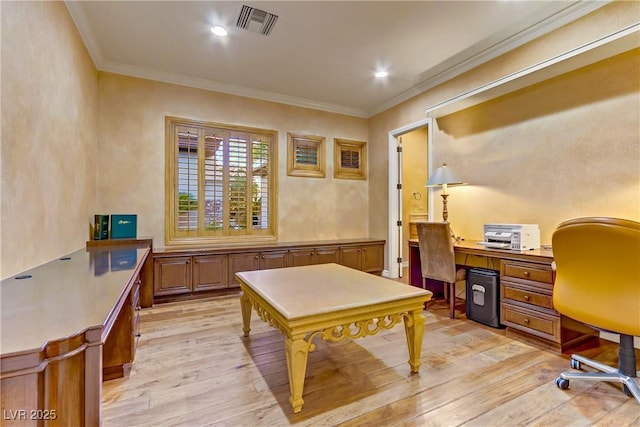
(101, 61, 369, 118)
(65, 1, 105, 69)
(367, 0, 612, 118)
(424, 23, 640, 118)
(67, 0, 610, 120)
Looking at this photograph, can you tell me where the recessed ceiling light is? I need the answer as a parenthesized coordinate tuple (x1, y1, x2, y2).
(374, 70, 389, 79)
(211, 26, 228, 37)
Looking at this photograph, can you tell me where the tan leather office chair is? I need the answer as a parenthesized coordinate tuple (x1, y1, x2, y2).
(552, 217, 640, 403)
(416, 222, 466, 319)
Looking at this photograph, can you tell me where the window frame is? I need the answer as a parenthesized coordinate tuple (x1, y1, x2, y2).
(334, 138, 367, 180)
(287, 132, 325, 178)
(165, 116, 278, 246)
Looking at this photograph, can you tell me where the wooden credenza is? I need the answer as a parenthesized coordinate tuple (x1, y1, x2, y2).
(0, 242, 151, 426)
(153, 238, 385, 303)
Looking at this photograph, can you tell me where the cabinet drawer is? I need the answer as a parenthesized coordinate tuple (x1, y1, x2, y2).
(502, 261, 553, 284)
(502, 284, 553, 310)
(502, 303, 560, 342)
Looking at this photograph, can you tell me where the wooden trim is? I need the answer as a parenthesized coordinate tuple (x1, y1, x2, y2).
(334, 138, 367, 180)
(287, 132, 325, 178)
(164, 116, 278, 246)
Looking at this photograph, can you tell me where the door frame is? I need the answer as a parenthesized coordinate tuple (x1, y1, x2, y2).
(387, 117, 433, 279)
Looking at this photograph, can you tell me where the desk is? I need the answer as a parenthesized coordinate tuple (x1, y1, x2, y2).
(408, 239, 598, 353)
(237, 263, 431, 413)
(0, 243, 151, 426)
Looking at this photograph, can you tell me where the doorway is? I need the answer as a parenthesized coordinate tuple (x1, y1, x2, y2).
(387, 118, 433, 279)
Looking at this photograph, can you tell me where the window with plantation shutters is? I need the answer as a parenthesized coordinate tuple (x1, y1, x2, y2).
(166, 117, 277, 245)
(287, 133, 325, 178)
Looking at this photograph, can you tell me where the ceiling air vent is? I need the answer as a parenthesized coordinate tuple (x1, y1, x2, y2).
(236, 5, 278, 36)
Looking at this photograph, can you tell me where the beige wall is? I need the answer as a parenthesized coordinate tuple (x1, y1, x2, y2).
(2, 1, 638, 279)
(1, 1, 99, 278)
(97, 73, 369, 248)
(368, 1, 640, 272)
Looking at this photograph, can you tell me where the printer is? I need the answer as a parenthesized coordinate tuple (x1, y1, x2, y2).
(478, 223, 540, 251)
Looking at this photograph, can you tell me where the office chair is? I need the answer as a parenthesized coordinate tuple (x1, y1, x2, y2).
(552, 217, 640, 403)
(416, 222, 466, 319)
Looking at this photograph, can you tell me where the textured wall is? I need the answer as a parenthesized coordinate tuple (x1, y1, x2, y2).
(97, 73, 369, 247)
(1, 1, 99, 278)
(368, 1, 640, 271)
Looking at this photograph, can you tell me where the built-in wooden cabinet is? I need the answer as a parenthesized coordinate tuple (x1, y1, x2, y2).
(339, 246, 362, 270)
(316, 246, 340, 264)
(361, 244, 384, 273)
(288, 248, 317, 266)
(193, 255, 228, 291)
(153, 256, 192, 296)
(153, 239, 385, 303)
(259, 250, 288, 270)
(228, 252, 260, 287)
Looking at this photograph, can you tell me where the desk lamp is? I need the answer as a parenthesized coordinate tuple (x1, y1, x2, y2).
(426, 163, 466, 222)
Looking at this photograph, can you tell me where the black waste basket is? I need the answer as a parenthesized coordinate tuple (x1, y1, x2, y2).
(466, 268, 502, 328)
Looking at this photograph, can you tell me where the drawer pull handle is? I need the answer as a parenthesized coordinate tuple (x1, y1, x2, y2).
(524, 295, 530, 301)
(523, 271, 530, 277)
(524, 318, 530, 323)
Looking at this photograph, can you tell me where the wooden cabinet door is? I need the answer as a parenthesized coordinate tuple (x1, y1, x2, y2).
(260, 250, 288, 270)
(193, 255, 228, 291)
(362, 244, 384, 273)
(316, 246, 339, 264)
(103, 288, 135, 380)
(131, 279, 141, 352)
(287, 249, 316, 267)
(228, 252, 260, 287)
(154, 256, 192, 296)
(339, 246, 361, 270)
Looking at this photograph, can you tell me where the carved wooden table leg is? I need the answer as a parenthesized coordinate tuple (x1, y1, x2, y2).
(284, 335, 309, 413)
(404, 309, 425, 372)
(240, 292, 252, 337)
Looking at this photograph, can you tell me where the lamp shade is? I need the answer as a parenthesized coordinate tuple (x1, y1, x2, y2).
(426, 163, 466, 187)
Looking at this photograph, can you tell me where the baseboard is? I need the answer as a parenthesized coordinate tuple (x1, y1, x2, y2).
(600, 331, 640, 349)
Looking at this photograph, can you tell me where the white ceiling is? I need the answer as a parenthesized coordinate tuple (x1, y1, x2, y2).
(65, 1, 608, 118)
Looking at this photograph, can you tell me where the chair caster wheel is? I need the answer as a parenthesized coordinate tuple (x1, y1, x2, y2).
(570, 359, 581, 370)
(555, 377, 570, 390)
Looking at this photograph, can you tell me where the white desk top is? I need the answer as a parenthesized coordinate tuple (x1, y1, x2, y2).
(236, 263, 431, 320)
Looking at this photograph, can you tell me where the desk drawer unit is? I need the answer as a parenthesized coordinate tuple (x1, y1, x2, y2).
(500, 260, 560, 344)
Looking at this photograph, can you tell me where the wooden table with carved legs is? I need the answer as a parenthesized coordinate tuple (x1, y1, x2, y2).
(236, 263, 432, 413)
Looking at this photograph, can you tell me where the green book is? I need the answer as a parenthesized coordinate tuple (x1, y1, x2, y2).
(94, 215, 109, 240)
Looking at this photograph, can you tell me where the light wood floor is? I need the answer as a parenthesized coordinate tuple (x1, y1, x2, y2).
(103, 293, 639, 426)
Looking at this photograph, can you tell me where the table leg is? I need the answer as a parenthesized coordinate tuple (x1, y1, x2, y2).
(284, 336, 309, 413)
(404, 309, 425, 372)
(240, 291, 252, 337)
